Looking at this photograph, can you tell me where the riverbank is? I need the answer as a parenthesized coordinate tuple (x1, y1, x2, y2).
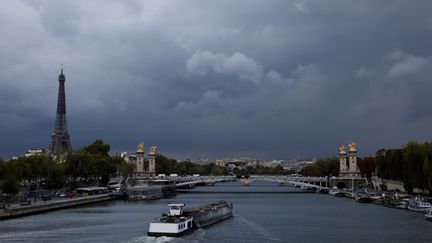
(0, 193, 121, 220)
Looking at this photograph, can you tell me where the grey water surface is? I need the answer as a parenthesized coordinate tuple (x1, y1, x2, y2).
(0, 181, 431, 243)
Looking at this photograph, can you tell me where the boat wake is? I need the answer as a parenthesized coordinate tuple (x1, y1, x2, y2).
(193, 228, 207, 241)
(181, 228, 207, 243)
(122, 235, 176, 243)
(124, 230, 207, 243)
(237, 216, 282, 242)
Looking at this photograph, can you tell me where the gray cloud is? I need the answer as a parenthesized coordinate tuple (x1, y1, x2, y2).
(186, 51, 265, 85)
(387, 51, 429, 79)
(1, 0, 432, 159)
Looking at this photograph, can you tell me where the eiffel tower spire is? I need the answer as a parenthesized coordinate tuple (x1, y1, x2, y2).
(49, 66, 72, 156)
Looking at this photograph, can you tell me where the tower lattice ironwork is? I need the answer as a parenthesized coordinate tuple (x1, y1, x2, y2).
(48, 68, 72, 155)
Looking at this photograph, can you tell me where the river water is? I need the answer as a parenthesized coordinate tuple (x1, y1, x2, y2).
(1, 181, 432, 243)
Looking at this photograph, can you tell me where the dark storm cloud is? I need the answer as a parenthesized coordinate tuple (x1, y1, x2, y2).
(1, 0, 432, 159)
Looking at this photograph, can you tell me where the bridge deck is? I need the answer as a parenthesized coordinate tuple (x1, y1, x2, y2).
(169, 175, 329, 189)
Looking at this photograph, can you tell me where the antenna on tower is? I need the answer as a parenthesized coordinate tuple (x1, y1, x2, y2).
(61, 64, 64, 74)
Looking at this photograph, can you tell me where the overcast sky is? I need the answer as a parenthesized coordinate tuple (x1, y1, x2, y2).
(1, 0, 432, 160)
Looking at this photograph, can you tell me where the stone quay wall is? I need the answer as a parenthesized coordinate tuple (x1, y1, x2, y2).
(0, 193, 117, 220)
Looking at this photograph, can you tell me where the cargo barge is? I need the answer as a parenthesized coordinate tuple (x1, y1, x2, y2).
(183, 201, 233, 228)
(148, 201, 233, 237)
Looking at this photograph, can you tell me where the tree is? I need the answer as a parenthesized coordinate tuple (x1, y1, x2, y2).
(210, 165, 225, 175)
(111, 156, 134, 177)
(357, 157, 376, 178)
(64, 139, 121, 186)
(191, 164, 206, 175)
(175, 161, 194, 175)
(372, 142, 432, 195)
(299, 165, 317, 176)
(300, 158, 339, 177)
(386, 149, 403, 180)
(375, 148, 386, 177)
(423, 157, 432, 193)
(155, 154, 177, 174)
(402, 142, 425, 193)
(2, 177, 19, 195)
(271, 165, 284, 175)
(83, 139, 110, 156)
(0, 159, 6, 181)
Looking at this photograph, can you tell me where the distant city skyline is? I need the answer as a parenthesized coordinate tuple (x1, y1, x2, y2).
(1, 1, 432, 159)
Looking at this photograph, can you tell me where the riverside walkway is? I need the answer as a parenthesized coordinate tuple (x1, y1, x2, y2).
(0, 193, 120, 220)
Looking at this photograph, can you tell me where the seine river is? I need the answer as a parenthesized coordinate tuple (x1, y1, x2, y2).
(1, 181, 432, 242)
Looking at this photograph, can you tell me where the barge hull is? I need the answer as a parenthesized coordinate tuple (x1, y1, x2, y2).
(194, 211, 233, 228)
(184, 201, 233, 228)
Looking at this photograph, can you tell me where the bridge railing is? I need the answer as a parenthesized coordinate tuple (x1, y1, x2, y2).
(165, 175, 328, 184)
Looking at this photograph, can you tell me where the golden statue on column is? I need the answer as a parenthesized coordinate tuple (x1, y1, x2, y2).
(137, 141, 144, 152)
(348, 141, 356, 152)
(339, 145, 346, 154)
(149, 145, 157, 154)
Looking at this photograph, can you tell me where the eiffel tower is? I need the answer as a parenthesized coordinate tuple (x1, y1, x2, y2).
(48, 67, 72, 156)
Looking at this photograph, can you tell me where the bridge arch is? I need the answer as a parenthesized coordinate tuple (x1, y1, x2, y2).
(336, 182, 346, 189)
(172, 175, 328, 189)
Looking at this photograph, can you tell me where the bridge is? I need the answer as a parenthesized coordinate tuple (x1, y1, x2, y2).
(166, 175, 329, 190)
(169, 176, 236, 188)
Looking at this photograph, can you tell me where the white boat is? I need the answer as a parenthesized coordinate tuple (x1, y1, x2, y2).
(407, 197, 431, 213)
(107, 177, 128, 196)
(354, 191, 372, 203)
(107, 177, 124, 191)
(300, 185, 314, 192)
(425, 208, 432, 222)
(329, 187, 345, 197)
(148, 203, 194, 237)
(107, 177, 122, 187)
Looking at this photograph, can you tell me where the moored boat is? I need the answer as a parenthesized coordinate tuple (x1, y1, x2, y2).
(317, 188, 329, 194)
(329, 187, 345, 197)
(383, 196, 408, 209)
(127, 178, 176, 200)
(425, 208, 432, 222)
(107, 177, 127, 196)
(343, 190, 355, 199)
(354, 191, 372, 203)
(369, 192, 383, 204)
(407, 197, 431, 213)
(300, 185, 315, 192)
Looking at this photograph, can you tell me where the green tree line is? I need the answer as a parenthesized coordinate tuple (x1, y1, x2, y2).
(298, 141, 432, 194)
(64, 139, 133, 186)
(299, 158, 339, 177)
(0, 155, 64, 194)
(376, 141, 432, 194)
(299, 157, 377, 178)
(0, 140, 230, 195)
(0, 140, 133, 195)
(152, 155, 227, 175)
(240, 165, 286, 175)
